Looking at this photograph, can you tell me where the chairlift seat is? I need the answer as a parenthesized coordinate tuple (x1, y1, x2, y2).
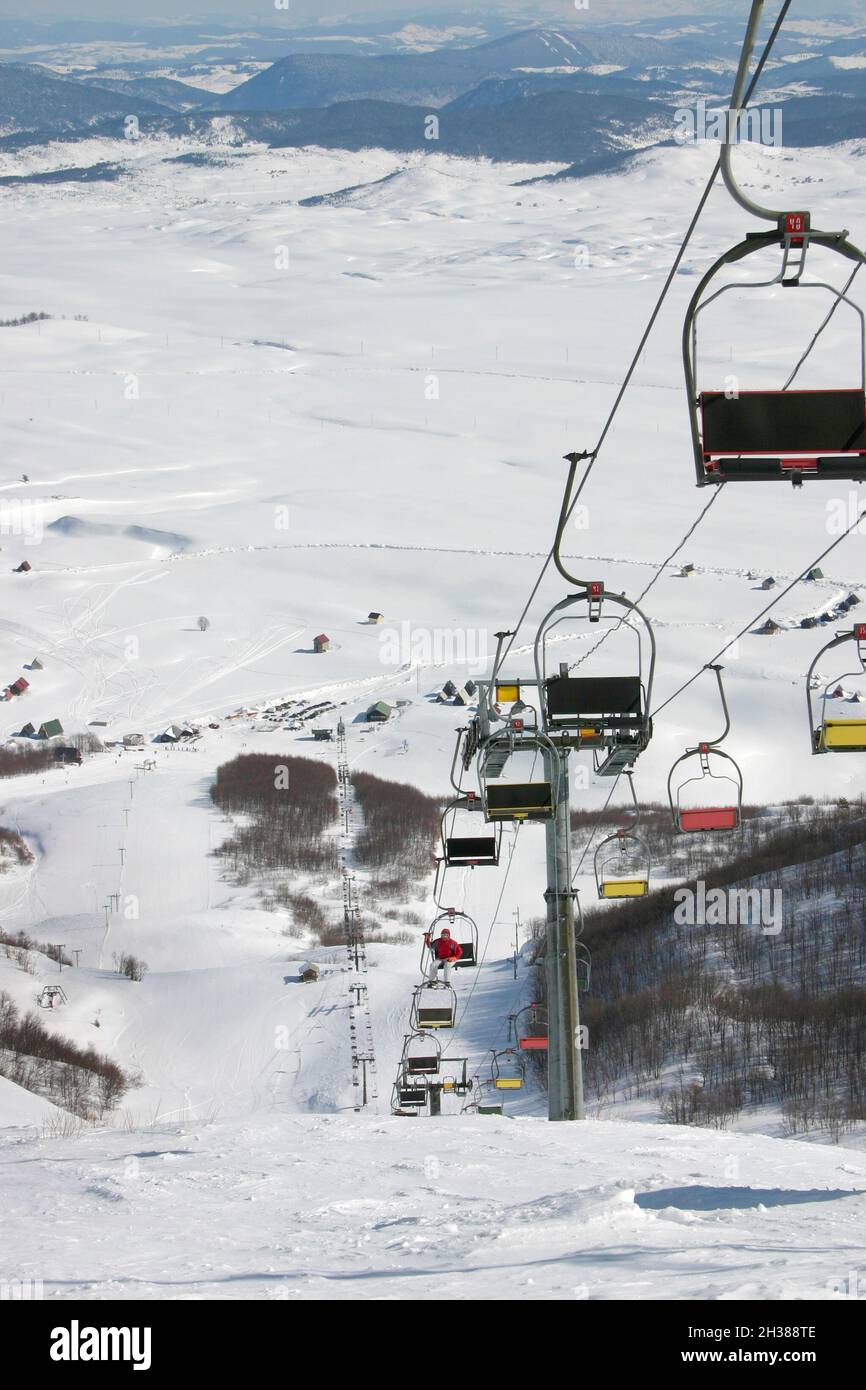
(494, 1077, 524, 1090)
(445, 835, 499, 866)
(398, 1087, 427, 1107)
(678, 806, 740, 832)
(700, 390, 866, 479)
(477, 1103, 504, 1116)
(452, 942, 476, 967)
(416, 1003, 455, 1029)
(819, 719, 866, 751)
(600, 878, 648, 899)
(406, 1056, 440, 1075)
(545, 675, 644, 728)
(519, 1036, 549, 1051)
(484, 782, 554, 822)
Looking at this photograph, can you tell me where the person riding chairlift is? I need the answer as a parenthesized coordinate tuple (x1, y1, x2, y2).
(424, 926, 462, 985)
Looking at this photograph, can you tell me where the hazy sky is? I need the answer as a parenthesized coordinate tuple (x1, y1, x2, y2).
(0, 0, 852, 22)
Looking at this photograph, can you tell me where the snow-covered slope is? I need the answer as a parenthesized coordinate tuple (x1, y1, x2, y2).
(2, 134, 865, 1298)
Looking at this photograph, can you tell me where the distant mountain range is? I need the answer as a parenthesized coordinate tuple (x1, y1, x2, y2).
(1, 21, 866, 168)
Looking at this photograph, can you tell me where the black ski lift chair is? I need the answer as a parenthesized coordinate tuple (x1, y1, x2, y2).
(437, 726, 502, 869)
(478, 725, 558, 824)
(423, 908, 479, 970)
(411, 983, 457, 1031)
(534, 583, 655, 776)
(514, 1002, 549, 1052)
(392, 1075, 427, 1113)
(684, 2, 866, 487)
(667, 665, 744, 832)
(490, 1048, 525, 1091)
(594, 774, 651, 900)
(401, 1031, 442, 1077)
(807, 623, 866, 753)
(684, 226, 866, 486)
(438, 794, 501, 869)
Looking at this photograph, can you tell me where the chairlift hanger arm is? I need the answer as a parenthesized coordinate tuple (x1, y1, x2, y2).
(552, 452, 597, 589)
(722, 1, 799, 225)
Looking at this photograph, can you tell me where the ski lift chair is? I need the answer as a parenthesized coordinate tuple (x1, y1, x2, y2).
(594, 775, 650, 899)
(412, 983, 457, 1031)
(439, 794, 501, 868)
(514, 1002, 549, 1051)
(401, 1031, 442, 1077)
(684, 214, 866, 486)
(479, 728, 557, 823)
(534, 584, 655, 775)
(808, 624, 866, 752)
(424, 908, 479, 969)
(668, 666, 744, 832)
(490, 1048, 525, 1090)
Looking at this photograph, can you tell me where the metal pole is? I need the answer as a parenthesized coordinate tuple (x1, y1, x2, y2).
(543, 748, 584, 1120)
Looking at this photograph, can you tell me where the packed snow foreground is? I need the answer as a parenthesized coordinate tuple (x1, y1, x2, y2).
(1, 135, 865, 1299)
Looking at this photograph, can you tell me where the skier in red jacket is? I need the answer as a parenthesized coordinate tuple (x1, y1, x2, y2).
(425, 927, 462, 985)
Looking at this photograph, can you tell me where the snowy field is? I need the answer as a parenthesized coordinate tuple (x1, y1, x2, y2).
(1, 132, 866, 1299)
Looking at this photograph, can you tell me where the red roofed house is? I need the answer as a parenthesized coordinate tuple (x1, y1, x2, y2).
(313, 634, 330, 654)
(9, 677, 30, 696)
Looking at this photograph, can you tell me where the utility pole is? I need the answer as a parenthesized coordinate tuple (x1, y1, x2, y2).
(72, 950, 82, 968)
(54, 945, 66, 972)
(543, 746, 584, 1121)
(512, 907, 521, 980)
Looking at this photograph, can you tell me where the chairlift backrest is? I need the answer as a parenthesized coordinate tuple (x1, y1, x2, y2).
(545, 675, 644, 724)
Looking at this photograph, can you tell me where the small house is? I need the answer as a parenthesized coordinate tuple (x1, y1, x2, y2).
(299, 964, 320, 984)
(13, 561, 32, 574)
(312, 728, 334, 741)
(453, 688, 472, 706)
(367, 701, 392, 722)
(53, 746, 82, 765)
(123, 733, 146, 748)
(756, 619, 781, 636)
(24, 658, 43, 671)
(39, 719, 64, 738)
(800, 616, 818, 629)
(805, 567, 824, 582)
(313, 634, 330, 654)
(18, 722, 36, 738)
(434, 689, 451, 703)
(8, 677, 29, 696)
(367, 612, 384, 625)
(760, 577, 776, 591)
(464, 680, 477, 697)
(831, 685, 846, 699)
(680, 563, 696, 577)
(442, 680, 457, 698)
(157, 724, 185, 743)
(845, 593, 861, 609)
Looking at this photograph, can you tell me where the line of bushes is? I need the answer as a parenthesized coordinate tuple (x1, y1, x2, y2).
(0, 990, 133, 1117)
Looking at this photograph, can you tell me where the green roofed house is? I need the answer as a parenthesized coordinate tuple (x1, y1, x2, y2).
(805, 567, 824, 581)
(39, 719, 63, 739)
(367, 701, 392, 722)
